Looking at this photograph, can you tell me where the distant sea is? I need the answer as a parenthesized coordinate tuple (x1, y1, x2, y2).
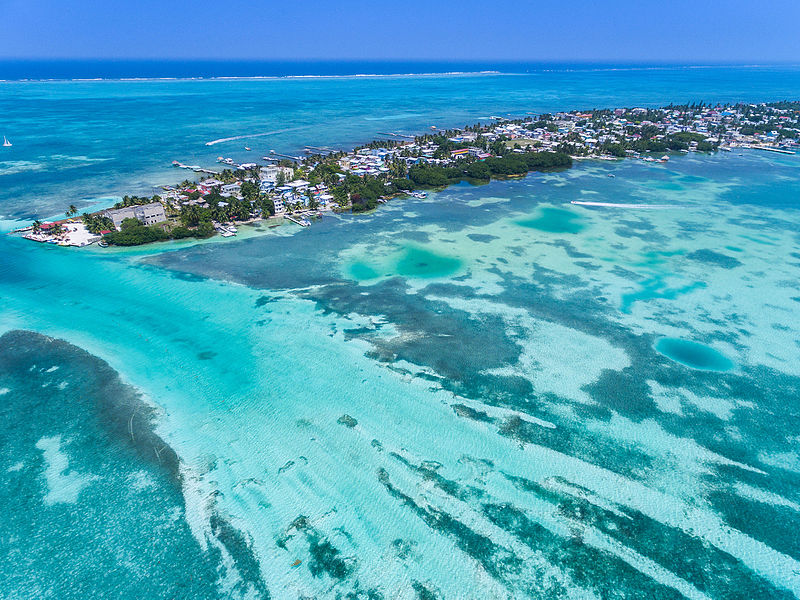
(1, 63, 800, 599)
(3, 59, 796, 80)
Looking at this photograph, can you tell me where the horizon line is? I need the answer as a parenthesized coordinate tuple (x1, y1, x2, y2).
(1, 58, 800, 65)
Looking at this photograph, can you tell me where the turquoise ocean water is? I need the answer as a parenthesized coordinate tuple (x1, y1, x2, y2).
(2, 65, 800, 599)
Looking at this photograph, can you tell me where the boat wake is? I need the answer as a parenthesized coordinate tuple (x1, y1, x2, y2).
(205, 126, 310, 146)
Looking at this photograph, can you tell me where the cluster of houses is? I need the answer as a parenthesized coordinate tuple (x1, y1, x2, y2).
(154, 101, 800, 222)
(333, 138, 491, 176)
(338, 149, 393, 176)
(303, 103, 797, 182)
(479, 104, 800, 157)
(22, 101, 799, 246)
(166, 164, 336, 215)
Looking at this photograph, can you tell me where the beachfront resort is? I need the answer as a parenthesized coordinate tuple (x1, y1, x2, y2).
(18, 100, 800, 247)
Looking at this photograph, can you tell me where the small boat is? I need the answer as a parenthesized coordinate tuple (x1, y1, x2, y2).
(607, 173, 615, 178)
(2, 136, 11, 147)
(98, 240, 108, 248)
(244, 147, 251, 151)
(300, 219, 311, 227)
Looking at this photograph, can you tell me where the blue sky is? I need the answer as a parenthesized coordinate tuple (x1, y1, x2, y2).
(3, 0, 799, 62)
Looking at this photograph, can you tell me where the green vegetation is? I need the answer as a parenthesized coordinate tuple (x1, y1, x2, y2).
(177, 188, 269, 225)
(103, 216, 214, 246)
(408, 164, 462, 187)
(599, 131, 719, 156)
(104, 218, 170, 246)
(486, 151, 572, 175)
(342, 173, 390, 212)
(81, 213, 115, 234)
(112, 194, 162, 209)
(465, 161, 491, 179)
(308, 162, 342, 186)
(392, 178, 415, 191)
(407, 152, 572, 188)
(526, 120, 558, 132)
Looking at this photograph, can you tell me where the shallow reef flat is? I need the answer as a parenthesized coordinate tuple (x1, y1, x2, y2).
(0, 331, 267, 599)
(145, 153, 800, 597)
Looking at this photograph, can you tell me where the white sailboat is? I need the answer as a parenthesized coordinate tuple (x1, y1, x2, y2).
(2, 136, 11, 147)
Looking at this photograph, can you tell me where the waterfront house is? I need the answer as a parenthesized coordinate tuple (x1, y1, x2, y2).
(104, 202, 167, 230)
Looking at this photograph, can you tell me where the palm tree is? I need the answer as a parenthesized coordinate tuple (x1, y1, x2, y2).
(66, 204, 77, 218)
(32, 220, 42, 233)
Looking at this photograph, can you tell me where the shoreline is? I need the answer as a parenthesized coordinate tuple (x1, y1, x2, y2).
(15, 99, 799, 248)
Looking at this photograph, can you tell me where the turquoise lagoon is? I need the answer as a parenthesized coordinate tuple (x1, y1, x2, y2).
(2, 67, 800, 599)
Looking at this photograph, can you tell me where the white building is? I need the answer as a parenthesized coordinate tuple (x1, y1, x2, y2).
(221, 183, 241, 196)
(104, 202, 167, 230)
(259, 165, 294, 184)
(198, 178, 223, 193)
(287, 179, 310, 192)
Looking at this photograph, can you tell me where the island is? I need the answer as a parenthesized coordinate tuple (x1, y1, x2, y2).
(17, 101, 799, 247)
